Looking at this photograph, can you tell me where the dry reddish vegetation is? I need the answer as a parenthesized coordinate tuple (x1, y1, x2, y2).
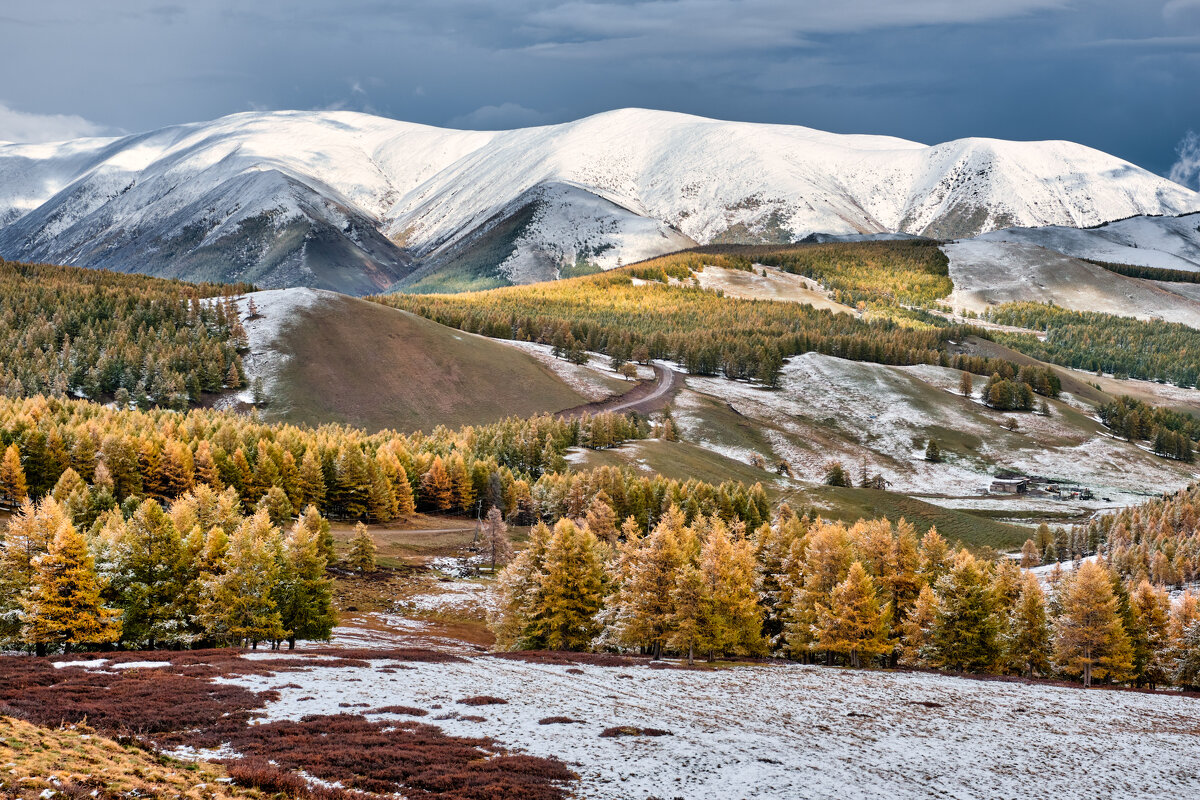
(457, 695, 509, 706)
(371, 705, 429, 716)
(0, 649, 575, 800)
(599, 726, 673, 738)
(224, 714, 575, 799)
(538, 716, 585, 725)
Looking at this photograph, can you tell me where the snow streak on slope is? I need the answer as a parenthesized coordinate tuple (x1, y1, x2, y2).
(977, 212, 1200, 271)
(0, 109, 1196, 292)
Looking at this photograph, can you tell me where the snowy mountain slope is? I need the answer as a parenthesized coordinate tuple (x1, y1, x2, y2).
(0, 108, 1196, 293)
(976, 212, 1200, 272)
(942, 239, 1200, 327)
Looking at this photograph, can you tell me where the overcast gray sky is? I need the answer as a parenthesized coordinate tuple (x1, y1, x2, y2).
(0, 0, 1196, 181)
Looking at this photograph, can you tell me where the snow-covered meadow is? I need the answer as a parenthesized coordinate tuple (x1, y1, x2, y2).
(220, 650, 1200, 799)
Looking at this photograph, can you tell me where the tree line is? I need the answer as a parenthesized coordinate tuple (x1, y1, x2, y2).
(686, 239, 954, 308)
(988, 302, 1200, 388)
(1084, 482, 1200, 589)
(0, 395, 774, 537)
(0, 259, 252, 409)
(491, 506, 1200, 688)
(1, 486, 334, 655)
(1098, 397, 1199, 462)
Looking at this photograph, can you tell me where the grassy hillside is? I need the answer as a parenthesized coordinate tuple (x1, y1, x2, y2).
(808, 486, 1030, 552)
(268, 293, 588, 431)
(0, 716, 256, 800)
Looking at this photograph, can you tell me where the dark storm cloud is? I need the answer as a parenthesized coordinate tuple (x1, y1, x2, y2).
(0, 0, 1194, 176)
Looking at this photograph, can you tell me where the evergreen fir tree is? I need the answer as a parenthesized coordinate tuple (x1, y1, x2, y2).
(1129, 579, 1171, 689)
(924, 440, 942, 463)
(112, 499, 189, 649)
(1054, 560, 1134, 686)
(930, 551, 1001, 673)
(196, 510, 285, 648)
(22, 523, 120, 654)
(816, 561, 891, 668)
(1006, 573, 1052, 677)
(347, 522, 376, 573)
(276, 513, 335, 649)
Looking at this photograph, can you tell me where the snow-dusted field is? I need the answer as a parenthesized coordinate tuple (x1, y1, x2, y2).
(942, 239, 1200, 328)
(494, 339, 651, 401)
(221, 651, 1200, 799)
(675, 352, 1194, 506)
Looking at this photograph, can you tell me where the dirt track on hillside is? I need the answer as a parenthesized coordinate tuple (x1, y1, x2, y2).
(558, 364, 680, 418)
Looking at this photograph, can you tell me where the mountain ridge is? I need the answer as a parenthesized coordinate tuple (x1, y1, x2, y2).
(0, 108, 1196, 293)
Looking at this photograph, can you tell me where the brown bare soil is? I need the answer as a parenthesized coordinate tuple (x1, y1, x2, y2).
(272, 293, 586, 432)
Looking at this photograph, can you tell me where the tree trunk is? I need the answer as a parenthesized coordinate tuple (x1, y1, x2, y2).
(652, 640, 661, 661)
(35, 643, 46, 657)
(687, 642, 694, 666)
(288, 636, 296, 650)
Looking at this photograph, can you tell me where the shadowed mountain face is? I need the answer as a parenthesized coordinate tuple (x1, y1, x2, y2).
(1, 108, 1196, 294)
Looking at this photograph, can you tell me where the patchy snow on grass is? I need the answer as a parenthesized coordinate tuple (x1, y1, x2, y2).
(403, 581, 498, 616)
(219, 653, 1200, 799)
(112, 660, 172, 670)
(682, 353, 1193, 505)
(494, 340, 650, 401)
(212, 288, 327, 410)
(52, 658, 109, 670)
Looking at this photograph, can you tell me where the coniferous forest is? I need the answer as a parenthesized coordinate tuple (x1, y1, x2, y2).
(0, 259, 252, 407)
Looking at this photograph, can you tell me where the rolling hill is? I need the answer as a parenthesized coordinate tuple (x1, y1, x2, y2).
(225, 288, 591, 431)
(0, 109, 1195, 294)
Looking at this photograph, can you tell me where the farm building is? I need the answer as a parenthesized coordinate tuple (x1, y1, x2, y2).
(990, 477, 1029, 494)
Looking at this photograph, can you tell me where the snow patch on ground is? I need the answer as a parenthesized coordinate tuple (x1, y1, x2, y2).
(218, 653, 1200, 799)
(496, 339, 652, 401)
(942, 239, 1200, 328)
(403, 581, 498, 616)
(212, 288, 327, 411)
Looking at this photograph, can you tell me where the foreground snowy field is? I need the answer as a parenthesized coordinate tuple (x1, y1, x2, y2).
(221, 651, 1200, 799)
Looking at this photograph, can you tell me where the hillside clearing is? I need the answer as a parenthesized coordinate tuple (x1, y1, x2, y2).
(693, 264, 858, 314)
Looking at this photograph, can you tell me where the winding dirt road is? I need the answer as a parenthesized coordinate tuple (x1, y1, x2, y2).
(558, 363, 681, 418)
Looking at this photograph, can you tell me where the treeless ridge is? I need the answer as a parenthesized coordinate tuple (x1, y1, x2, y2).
(272, 293, 587, 431)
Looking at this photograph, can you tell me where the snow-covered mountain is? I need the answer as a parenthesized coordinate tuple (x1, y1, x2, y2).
(0, 108, 1196, 293)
